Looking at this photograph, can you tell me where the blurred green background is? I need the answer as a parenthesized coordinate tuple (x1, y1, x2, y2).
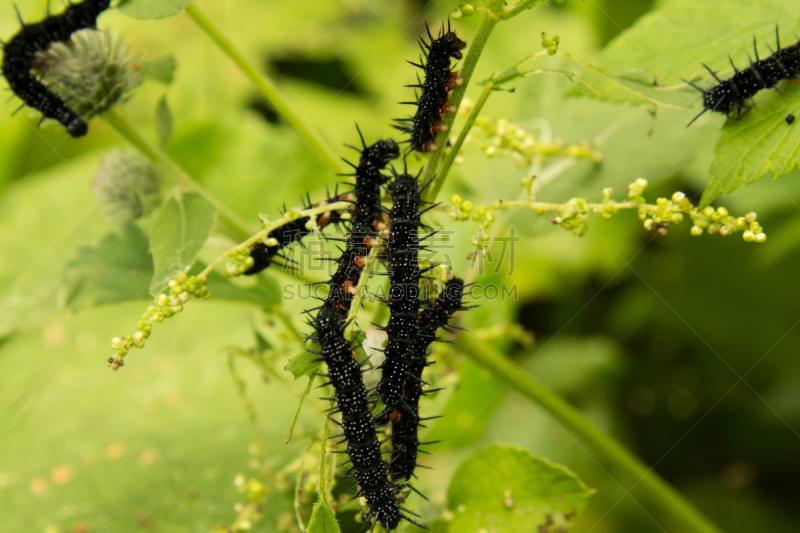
(2, 0, 800, 532)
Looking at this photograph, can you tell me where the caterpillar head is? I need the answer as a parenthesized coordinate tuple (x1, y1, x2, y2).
(441, 31, 467, 60)
(368, 138, 400, 167)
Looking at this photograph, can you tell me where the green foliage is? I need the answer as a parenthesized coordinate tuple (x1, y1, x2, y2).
(117, 0, 193, 20)
(307, 498, 342, 533)
(155, 95, 174, 150)
(426, 359, 506, 449)
(61, 227, 152, 310)
(285, 348, 320, 380)
(148, 191, 216, 296)
(144, 56, 178, 86)
(593, 0, 800, 203)
(3, 0, 800, 531)
(447, 445, 593, 532)
(93, 150, 162, 222)
(703, 85, 800, 206)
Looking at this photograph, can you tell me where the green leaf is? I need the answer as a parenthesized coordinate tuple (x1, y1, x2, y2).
(144, 56, 177, 85)
(598, 0, 800, 98)
(285, 346, 320, 379)
(447, 445, 593, 532)
(0, 302, 296, 532)
(117, 0, 192, 20)
(307, 498, 341, 533)
(0, 155, 113, 336)
(701, 83, 800, 206)
(155, 95, 173, 150)
(149, 191, 216, 296)
(594, 0, 800, 204)
(61, 227, 153, 311)
(425, 359, 505, 449)
(204, 268, 280, 308)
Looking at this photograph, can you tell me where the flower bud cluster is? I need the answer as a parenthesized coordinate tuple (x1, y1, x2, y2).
(226, 246, 258, 278)
(108, 272, 209, 370)
(451, 194, 496, 227)
(452, 3, 476, 19)
(470, 116, 602, 166)
(448, 178, 766, 242)
(541, 32, 561, 55)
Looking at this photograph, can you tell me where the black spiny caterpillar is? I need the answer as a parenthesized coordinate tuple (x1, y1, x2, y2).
(1, 0, 111, 137)
(686, 27, 800, 126)
(310, 300, 419, 532)
(324, 132, 399, 308)
(304, 134, 413, 530)
(394, 22, 467, 152)
(244, 193, 350, 275)
(376, 169, 426, 418)
(390, 278, 467, 485)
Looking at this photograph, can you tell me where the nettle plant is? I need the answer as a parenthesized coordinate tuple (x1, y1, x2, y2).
(4, 0, 797, 531)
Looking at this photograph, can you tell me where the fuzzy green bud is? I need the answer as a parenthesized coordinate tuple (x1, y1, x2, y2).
(36, 29, 143, 121)
(93, 150, 161, 222)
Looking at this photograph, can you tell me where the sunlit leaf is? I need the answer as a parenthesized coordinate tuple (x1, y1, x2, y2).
(155, 95, 173, 150)
(701, 84, 800, 206)
(307, 498, 341, 533)
(61, 227, 153, 310)
(594, 0, 800, 204)
(447, 445, 593, 532)
(425, 359, 505, 449)
(144, 56, 178, 85)
(117, 0, 191, 20)
(285, 347, 319, 380)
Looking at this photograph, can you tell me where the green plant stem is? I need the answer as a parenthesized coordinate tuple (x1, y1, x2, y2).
(422, 0, 506, 201)
(344, 244, 382, 340)
(460, 333, 721, 533)
(501, 0, 549, 20)
(319, 412, 330, 498)
(434, 82, 493, 200)
(103, 110, 253, 242)
(184, 4, 341, 175)
(196, 200, 351, 279)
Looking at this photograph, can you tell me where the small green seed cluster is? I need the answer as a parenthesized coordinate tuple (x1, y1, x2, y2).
(451, 194, 496, 227)
(550, 197, 592, 236)
(451, 3, 477, 19)
(226, 245, 258, 277)
(108, 272, 209, 370)
(469, 116, 602, 166)
(449, 178, 767, 242)
(541, 32, 560, 55)
(628, 182, 765, 242)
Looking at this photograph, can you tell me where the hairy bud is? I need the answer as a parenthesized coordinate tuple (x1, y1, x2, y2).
(35, 29, 143, 120)
(93, 150, 161, 222)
